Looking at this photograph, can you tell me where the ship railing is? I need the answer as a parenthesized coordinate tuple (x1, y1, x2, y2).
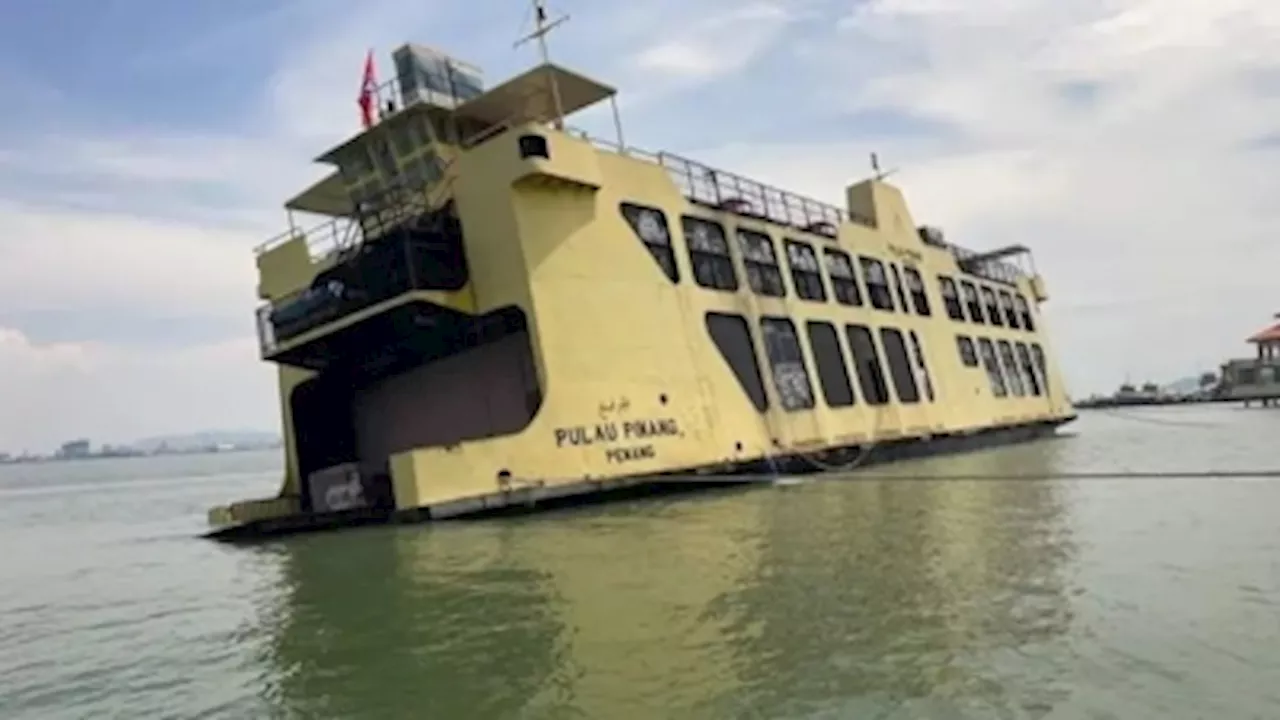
(254, 217, 361, 263)
(948, 244, 1030, 284)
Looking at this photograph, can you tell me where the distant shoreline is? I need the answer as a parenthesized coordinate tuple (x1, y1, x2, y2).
(0, 443, 281, 465)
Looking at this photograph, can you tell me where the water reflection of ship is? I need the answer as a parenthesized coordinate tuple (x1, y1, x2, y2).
(260, 447, 1077, 717)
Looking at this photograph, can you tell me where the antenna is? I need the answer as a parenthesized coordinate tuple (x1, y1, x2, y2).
(515, 0, 569, 129)
(870, 152, 898, 181)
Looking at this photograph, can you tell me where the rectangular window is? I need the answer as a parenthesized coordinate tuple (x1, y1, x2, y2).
(761, 317, 815, 410)
(785, 240, 827, 302)
(998, 289, 1020, 329)
(620, 203, 679, 283)
(1031, 343, 1049, 394)
(682, 216, 737, 291)
(845, 324, 891, 405)
(902, 267, 931, 316)
(737, 228, 786, 297)
(888, 264, 911, 313)
(706, 312, 769, 411)
(806, 321, 855, 407)
(977, 338, 1008, 397)
(956, 335, 979, 367)
(1015, 342, 1042, 396)
(960, 280, 984, 323)
(880, 327, 920, 404)
(859, 256, 895, 310)
(908, 330, 935, 401)
(1015, 293, 1036, 331)
(980, 286, 1004, 327)
(823, 248, 862, 306)
(938, 275, 963, 320)
(997, 340, 1025, 396)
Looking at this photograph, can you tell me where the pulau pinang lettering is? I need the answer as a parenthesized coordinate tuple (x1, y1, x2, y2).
(553, 417, 680, 463)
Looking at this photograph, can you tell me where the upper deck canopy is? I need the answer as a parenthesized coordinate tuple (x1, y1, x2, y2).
(452, 62, 616, 126)
(286, 172, 354, 216)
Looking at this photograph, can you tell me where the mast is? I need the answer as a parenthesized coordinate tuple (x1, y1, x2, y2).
(515, 0, 568, 129)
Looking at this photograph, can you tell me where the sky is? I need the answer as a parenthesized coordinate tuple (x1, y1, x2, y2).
(1, 0, 1278, 452)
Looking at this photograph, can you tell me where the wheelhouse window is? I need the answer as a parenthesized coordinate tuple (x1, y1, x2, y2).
(806, 320, 855, 407)
(998, 289, 1020, 329)
(785, 239, 827, 302)
(846, 324, 891, 405)
(1015, 341, 1042, 396)
(761, 317, 815, 410)
(859, 256, 895, 310)
(960, 280, 984, 323)
(1015, 293, 1036, 331)
(879, 327, 920, 404)
(938, 275, 963, 320)
(901, 267, 931, 316)
(738, 228, 786, 297)
(908, 330, 935, 401)
(980, 286, 1004, 327)
(997, 340, 1025, 396)
(823, 248, 862, 306)
(977, 338, 1008, 397)
(620, 203, 679, 283)
(682, 216, 737, 291)
(956, 335, 979, 367)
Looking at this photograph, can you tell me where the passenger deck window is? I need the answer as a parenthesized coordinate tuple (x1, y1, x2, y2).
(998, 290, 1020, 329)
(879, 327, 920, 404)
(888, 264, 911, 313)
(705, 312, 767, 411)
(737, 229, 786, 297)
(977, 338, 1008, 397)
(620, 203, 679, 283)
(823, 249, 862, 306)
(980, 286, 1004, 327)
(1015, 293, 1036, 331)
(682, 216, 737, 291)
(859, 257, 895, 310)
(956, 335, 979, 367)
(1015, 342, 1042, 396)
(960, 280, 984, 323)
(761, 317, 814, 410)
(845, 324, 891, 405)
(902, 267, 931, 316)
(1030, 343, 1049, 394)
(908, 330, 935, 401)
(806, 321, 855, 407)
(997, 340, 1025, 396)
(939, 275, 963, 320)
(785, 240, 827, 302)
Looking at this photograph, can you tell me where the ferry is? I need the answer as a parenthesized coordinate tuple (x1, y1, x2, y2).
(206, 17, 1076, 540)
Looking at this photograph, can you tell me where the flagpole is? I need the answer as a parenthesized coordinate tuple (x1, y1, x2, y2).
(515, 0, 568, 130)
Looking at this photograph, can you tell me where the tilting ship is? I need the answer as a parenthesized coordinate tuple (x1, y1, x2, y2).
(207, 27, 1076, 540)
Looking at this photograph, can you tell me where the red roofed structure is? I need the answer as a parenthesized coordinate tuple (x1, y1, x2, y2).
(1247, 317, 1280, 360)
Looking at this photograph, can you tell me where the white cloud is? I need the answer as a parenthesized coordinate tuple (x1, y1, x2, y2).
(0, 0, 1276, 450)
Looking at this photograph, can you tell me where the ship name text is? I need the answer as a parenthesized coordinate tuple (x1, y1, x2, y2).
(553, 417, 681, 464)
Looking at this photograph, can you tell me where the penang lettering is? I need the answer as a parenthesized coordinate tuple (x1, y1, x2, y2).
(552, 417, 681, 463)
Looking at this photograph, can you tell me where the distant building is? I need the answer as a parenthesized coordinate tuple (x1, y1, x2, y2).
(1218, 317, 1280, 406)
(57, 439, 91, 459)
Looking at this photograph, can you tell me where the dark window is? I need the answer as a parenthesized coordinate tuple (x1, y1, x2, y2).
(960, 280, 984, 323)
(785, 240, 827, 302)
(998, 290, 1020, 329)
(908, 330, 935, 402)
(1016, 342, 1042, 396)
(980, 286, 1004, 327)
(806, 321, 855, 407)
(620, 203, 679, 283)
(939, 276, 963, 320)
(1031, 343, 1049, 394)
(997, 340, 1025, 396)
(1015, 294, 1036, 331)
(705, 312, 767, 411)
(737, 228, 786, 297)
(823, 248, 862, 306)
(761, 317, 814, 410)
(901, 267, 931, 316)
(517, 134, 549, 159)
(845, 324, 891, 405)
(859, 256, 895, 310)
(682, 216, 737, 291)
(888, 264, 911, 313)
(880, 327, 920, 404)
(956, 335, 979, 367)
(977, 338, 1008, 397)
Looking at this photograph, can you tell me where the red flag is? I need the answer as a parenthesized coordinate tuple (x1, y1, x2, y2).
(358, 50, 377, 129)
